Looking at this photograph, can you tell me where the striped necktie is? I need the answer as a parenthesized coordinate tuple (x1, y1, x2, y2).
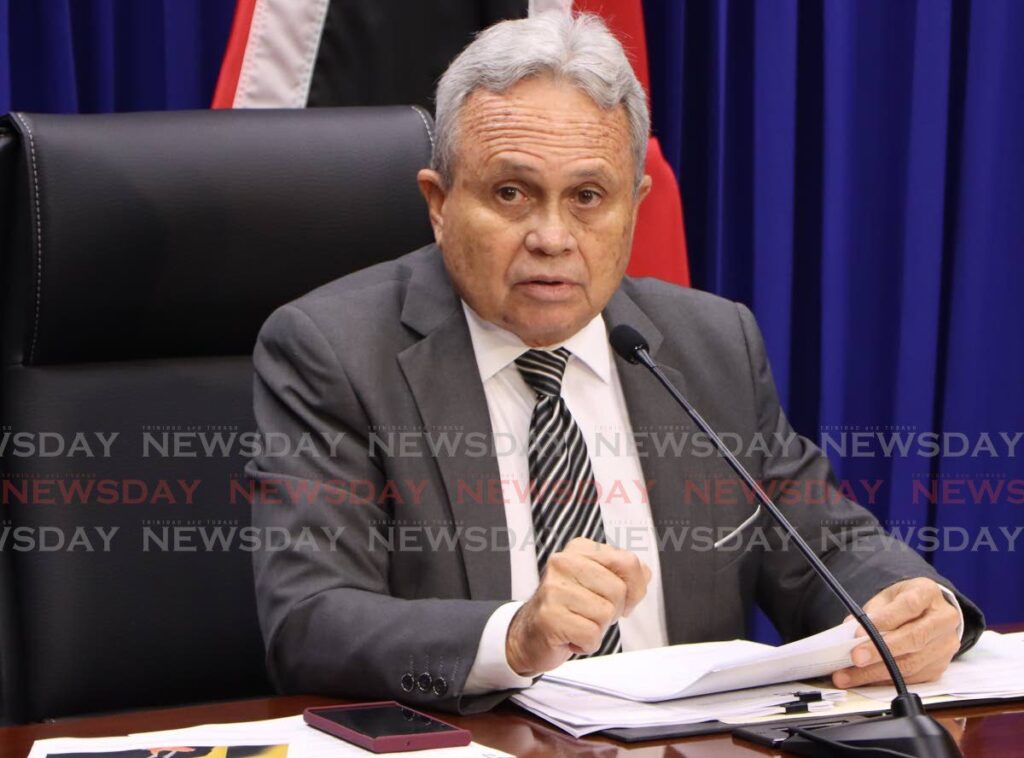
(514, 347, 622, 658)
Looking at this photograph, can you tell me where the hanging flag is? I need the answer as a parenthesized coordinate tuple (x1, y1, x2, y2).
(213, 0, 688, 285)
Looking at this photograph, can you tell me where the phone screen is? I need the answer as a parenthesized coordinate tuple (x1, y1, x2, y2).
(315, 705, 458, 738)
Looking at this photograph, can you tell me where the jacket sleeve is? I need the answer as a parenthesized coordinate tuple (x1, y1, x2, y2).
(246, 303, 513, 713)
(735, 303, 985, 655)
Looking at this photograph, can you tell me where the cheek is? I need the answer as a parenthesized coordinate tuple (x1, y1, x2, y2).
(442, 204, 520, 303)
(581, 212, 634, 282)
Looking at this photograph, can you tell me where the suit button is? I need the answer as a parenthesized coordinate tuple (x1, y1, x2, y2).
(432, 677, 448, 697)
(417, 672, 433, 693)
(400, 673, 414, 692)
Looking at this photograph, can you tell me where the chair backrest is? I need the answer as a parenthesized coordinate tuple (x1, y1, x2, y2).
(0, 106, 435, 722)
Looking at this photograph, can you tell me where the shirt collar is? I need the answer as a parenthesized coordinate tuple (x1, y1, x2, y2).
(461, 301, 612, 385)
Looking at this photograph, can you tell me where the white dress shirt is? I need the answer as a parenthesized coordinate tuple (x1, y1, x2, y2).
(460, 302, 668, 693)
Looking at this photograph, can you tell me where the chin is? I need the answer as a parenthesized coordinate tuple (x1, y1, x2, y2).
(512, 319, 582, 347)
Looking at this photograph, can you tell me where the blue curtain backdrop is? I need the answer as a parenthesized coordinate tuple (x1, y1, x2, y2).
(0, 0, 1021, 630)
(0, 0, 234, 113)
(644, 0, 1024, 635)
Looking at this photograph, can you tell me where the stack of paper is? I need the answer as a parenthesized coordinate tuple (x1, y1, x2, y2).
(511, 621, 861, 735)
(513, 680, 846, 738)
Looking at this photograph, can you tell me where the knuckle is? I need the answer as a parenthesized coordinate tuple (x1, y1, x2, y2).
(582, 625, 603, 654)
(911, 625, 929, 650)
(546, 552, 569, 573)
(901, 652, 928, 679)
(943, 636, 961, 659)
(596, 597, 617, 625)
(610, 576, 628, 602)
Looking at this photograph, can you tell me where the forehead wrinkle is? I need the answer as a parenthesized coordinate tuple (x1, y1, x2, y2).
(460, 90, 630, 140)
(455, 87, 634, 184)
(462, 108, 628, 144)
(476, 142, 622, 179)
(466, 116, 630, 168)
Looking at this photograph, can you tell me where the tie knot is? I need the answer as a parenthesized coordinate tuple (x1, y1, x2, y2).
(515, 348, 571, 397)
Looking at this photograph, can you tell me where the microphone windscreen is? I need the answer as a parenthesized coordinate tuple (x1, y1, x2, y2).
(609, 324, 649, 364)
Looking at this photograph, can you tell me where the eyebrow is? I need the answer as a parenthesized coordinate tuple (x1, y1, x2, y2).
(567, 166, 612, 182)
(489, 160, 612, 182)
(492, 160, 541, 175)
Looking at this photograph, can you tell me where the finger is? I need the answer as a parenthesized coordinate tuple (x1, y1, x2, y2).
(852, 589, 897, 637)
(555, 607, 606, 656)
(850, 605, 958, 667)
(865, 581, 937, 632)
(541, 568, 622, 632)
(526, 590, 606, 658)
(578, 546, 650, 615)
(544, 551, 629, 616)
(563, 536, 601, 555)
(834, 633, 960, 688)
(834, 648, 931, 688)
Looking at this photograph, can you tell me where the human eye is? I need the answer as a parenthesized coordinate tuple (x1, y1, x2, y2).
(575, 187, 603, 207)
(496, 185, 526, 204)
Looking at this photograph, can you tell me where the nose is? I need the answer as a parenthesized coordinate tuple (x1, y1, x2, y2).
(524, 204, 578, 257)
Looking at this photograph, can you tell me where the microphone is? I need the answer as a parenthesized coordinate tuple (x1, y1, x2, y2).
(609, 324, 960, 758)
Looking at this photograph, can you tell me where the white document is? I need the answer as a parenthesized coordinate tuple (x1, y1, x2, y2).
(852, 630, 1024, 702)
(541, 621, 861, 702)
(28, 715, 511, 758)
(512, 680, 846, 738)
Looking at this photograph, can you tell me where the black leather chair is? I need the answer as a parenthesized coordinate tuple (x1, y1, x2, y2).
(0, 106, 435, 722)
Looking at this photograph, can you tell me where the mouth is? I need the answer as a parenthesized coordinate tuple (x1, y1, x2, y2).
(515, 277, 580, 302)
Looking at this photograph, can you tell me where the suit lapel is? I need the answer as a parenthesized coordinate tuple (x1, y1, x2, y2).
(603, 288, 721, 644)
(396, 247, 511, 601)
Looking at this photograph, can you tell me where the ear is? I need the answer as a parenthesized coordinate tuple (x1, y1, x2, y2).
(636, 174, 653, 206)
(417, 169, 449, 247)
(629, 174, 654, 235)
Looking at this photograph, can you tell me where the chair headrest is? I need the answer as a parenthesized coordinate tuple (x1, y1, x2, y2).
(0, 106, 435, 366)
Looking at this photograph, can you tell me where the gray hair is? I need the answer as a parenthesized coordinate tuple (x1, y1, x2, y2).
(432, 11, 650, 192)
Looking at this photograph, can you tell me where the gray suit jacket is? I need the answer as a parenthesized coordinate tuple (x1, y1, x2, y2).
(247, 243, 983, 713)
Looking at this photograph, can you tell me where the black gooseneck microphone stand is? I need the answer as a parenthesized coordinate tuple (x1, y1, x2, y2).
(609, 324, 961, 758)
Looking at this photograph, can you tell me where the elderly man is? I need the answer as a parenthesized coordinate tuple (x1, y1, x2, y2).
(247, 12, 982, 714)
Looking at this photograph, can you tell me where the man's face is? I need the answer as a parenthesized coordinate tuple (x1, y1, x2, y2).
(418, 76, 651, 347)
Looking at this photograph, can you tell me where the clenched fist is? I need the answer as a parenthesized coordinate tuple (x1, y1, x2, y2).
(505, 537, 652, 677)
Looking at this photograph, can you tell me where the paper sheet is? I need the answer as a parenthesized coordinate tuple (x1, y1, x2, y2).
(542, 621, 860, 701)
(852, 630, 1024, 702)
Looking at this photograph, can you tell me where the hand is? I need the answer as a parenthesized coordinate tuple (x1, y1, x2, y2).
(506, 537, 652, 677)
(832, 577, 961, 688)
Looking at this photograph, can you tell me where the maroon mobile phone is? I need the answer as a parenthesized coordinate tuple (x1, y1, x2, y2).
(303, 702, 473, 753)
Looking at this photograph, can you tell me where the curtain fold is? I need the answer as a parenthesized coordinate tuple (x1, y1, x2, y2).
(0, 0, 234, 113)
(645, 0, 1024, 630)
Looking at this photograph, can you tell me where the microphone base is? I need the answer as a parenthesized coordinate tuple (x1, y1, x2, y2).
(776, 695, 961, 758)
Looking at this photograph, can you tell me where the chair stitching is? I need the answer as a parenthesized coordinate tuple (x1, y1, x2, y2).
(11, 113, 43, 365)
(410, 105, 435, 153)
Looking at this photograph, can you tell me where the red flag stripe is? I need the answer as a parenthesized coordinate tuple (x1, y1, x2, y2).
(211, 0, 258, 108)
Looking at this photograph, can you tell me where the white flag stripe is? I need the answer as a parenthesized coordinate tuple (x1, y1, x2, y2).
(234, 0, 331, 108)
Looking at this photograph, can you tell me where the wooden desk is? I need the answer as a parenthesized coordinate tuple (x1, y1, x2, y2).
(3, 626, 1022, 758)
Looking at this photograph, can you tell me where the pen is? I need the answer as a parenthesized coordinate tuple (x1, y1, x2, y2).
(778, 700, 836, 715)
(770, 689, 845, 703)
